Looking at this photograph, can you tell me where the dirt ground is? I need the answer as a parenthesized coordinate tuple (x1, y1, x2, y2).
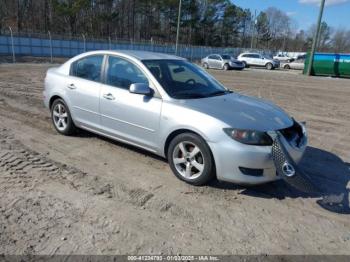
(0, 63, 349, 255)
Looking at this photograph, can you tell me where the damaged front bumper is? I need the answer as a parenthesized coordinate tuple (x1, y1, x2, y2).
(211, 120, 314, 190)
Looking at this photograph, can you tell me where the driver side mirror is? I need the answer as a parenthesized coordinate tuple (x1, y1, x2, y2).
(129, 83, 152, 95)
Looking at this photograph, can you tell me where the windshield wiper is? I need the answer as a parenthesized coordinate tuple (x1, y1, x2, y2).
(208, 90, 232, 97)
(173, 93, 207, 99)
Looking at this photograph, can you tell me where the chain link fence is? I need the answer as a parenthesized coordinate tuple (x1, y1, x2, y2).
(0, 28, 270, 63)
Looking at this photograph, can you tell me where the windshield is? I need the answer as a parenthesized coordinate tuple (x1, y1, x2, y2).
(142, 59, 230, 99)
(221, 55, 231, 60)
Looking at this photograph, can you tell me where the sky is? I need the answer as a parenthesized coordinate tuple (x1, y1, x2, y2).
(232, 0, 350, 31)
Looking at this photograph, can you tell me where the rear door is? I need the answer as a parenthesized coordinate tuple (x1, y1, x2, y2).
(294, 60, 305, 70)
(243, 54, 253, 65)
(66, 55, 104, 129)
(99, 55, 162, 151)
(254, 54, 264, 66)
(213, 55, 223, 68)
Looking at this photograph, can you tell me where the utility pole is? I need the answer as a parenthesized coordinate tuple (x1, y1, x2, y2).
(307, 0, 325, 76)
(175, 0, 182, 55)
(48, 31, 53, 63)
(9, 26, 15, 63)
(250, 10, 257, 49)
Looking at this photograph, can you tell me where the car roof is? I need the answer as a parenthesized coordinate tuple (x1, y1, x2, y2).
(82, 50, 185, 61)
(240, 52, 259, 55)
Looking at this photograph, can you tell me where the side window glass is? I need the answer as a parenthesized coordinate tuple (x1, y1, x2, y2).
(214, 55, 221, 60)
(71, 55, 103, 82)
(208, 55, 214, 59)
(106, 56, 149, 89)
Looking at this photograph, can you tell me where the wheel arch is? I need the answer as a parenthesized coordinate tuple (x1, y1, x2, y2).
(164, 129, 215, 161)
(49, 95, 63, 109)
(49, 95, 77, 126)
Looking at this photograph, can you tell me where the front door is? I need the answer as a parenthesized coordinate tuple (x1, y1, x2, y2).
(99, 55, 162, 151)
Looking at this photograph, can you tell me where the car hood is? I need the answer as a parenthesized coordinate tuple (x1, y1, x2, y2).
(174, 93, 293, 131)
(223, 59, 240, 63)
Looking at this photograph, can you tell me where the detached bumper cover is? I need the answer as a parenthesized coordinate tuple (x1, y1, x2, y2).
(272, 135, 319, 193)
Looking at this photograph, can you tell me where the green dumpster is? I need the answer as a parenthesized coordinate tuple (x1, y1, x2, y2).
(303, 53, 350, 78)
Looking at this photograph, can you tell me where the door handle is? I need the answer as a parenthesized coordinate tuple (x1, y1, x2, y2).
(67, 83, 77, 90)
(103, 93, 115, 100)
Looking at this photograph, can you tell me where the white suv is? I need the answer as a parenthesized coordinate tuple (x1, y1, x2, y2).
(237, 53, 280, 70)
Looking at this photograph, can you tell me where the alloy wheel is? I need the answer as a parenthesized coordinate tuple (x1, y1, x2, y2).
(53, 103, 68, 131)
(172, 141, 205, 180)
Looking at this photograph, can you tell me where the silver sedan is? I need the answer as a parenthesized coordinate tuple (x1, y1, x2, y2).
(44, 50, 308, 186)
(283, 59, 305, 70)
(201, 54, 245, 70)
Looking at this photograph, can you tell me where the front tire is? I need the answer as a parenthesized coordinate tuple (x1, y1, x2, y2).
(284, 64, 291, 70)
(203, 63, 209, 69)
(223, 63, 229, 71)
(51, 99, 77, 135)
(167, 133, 215, 186)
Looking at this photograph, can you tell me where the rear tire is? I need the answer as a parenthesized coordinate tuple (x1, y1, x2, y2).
(284, 64, 291, 70)
(51, 99, 77, 136)
(167, 133, 215, 186)
(266, 63, 273, 70)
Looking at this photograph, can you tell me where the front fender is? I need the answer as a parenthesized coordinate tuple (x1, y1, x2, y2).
(158, 102, 226, 156)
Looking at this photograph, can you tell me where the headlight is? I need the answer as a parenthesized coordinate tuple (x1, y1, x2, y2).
(299, 121, 307, 136)
(223, 128, 273, 146)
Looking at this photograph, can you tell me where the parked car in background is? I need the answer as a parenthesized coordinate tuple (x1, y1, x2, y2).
(296, 54, 307, 60)
(273, 54, 294, 62)
(237, 53, 280, 70)
(283, 59, 305, 70)
(201, 54, 245, 70)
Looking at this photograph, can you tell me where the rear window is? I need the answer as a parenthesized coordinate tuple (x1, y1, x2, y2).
(70, 55, 104, 82)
